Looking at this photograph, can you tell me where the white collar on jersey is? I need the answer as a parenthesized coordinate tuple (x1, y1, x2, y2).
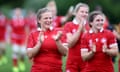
(89, 28, 104, 33)
(72, 18, 86, 25)
(37, 26, 54, 31)
(72, 18, 79, 25)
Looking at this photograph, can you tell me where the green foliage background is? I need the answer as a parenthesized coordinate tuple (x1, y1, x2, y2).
(0, 0, 120, 24)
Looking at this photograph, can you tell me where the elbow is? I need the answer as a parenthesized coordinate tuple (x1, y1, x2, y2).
(81, 53, 91, 61)
(27, 53, 31, 59)
(82, 56, 88, 61)
(27, 51, 33, 60)
(81, 54, 87, 61)
(68, 42, 74, 48)
(113, 51, 119, 56)
(62, 47, 68, 56)
(62, 53, 67, 56)
(63, 49, 68, 56)
(110, 49, 119, 56)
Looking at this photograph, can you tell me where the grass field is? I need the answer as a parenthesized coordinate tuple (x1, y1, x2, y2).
(0, 44, 119, 72)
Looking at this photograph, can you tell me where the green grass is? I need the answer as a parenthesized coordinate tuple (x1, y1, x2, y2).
(0, 44, 31, 72)
(0, 44, 119, 72)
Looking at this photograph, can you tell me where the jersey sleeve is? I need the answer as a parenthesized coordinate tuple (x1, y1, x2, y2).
(61, 30, 67, 44)
(27, 33, 35, 48)
(64, 22, 72, 33)
(107, 31, 117, 48)
(80, 33, 89, 50)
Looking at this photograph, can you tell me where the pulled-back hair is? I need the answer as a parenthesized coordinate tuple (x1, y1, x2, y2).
(88, 11, 105, 27)
(74, 3, 89, 14)
(36, 8, 51, 27)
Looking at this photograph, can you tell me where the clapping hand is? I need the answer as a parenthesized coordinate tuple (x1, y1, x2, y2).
(53, 31, 62, 41)
(90, 43, 96, 53)
(78, 18, 85, 32)
(102, 43, 107, 53)
(37, 32, 44, 43)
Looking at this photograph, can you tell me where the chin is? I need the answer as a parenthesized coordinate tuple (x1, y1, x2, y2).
(96, 27, 102, 30)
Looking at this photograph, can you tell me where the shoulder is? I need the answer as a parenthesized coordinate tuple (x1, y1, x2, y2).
(64, 21, 74, 29)
(82, 32, 89, 38)
(54, 28, 64, 32)
(103, 29, 113, 35)
(103, 29, 116, 39)
(29, 30, 39, 37)
(64, 21, 73, 26)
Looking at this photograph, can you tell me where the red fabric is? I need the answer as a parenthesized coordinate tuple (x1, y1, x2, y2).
(118, 59, 120, 72)
(81, 29, 116, 72)
(0, 14, 8, 41)
(66, 57, 85, 72)
(31, 64, 62, 72)
(84, 22, 90, 31)
(10, 17, 26, 45)
(64, 22, 82, 56)
(13, 58, 18, 66)
(103, 17, 109, 29)
(53, 16, 63, 28)
(64, 22, 86, 72)
(27, 28, 66, 72)
(25, 16, 37, 32)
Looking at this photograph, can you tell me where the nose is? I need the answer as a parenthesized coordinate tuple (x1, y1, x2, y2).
(83, 12, 88, 17)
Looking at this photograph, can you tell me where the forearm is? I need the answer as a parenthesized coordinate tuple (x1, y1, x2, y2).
(105, 48, 118, 56)
(61, 14, 72, 24)
(27, 42, 41, 59)
(55, 40, 68, 56)
(68, 29, 81, 48)
(82, 51, 94, 61)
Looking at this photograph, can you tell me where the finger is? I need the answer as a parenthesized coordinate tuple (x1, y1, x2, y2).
(38, 32, 44, 42)
(58, 31, 62, 35)
(57, 31, 62, 38)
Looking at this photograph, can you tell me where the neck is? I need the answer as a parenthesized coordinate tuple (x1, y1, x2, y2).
(41, 27, 47, 31)
(75, 17, 86, 24)
(92, 27, 99, 33)
(75, 17, 80, 24)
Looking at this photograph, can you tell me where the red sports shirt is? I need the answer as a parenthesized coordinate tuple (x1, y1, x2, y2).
(0, 14, 8, 41)
(81, 29, 117, 72)
(52, 16, 63, 28)
(25, 15, 37, 32)
(10, 16, 26, 45)
(27, 28, 67, 71)
(64, 20, 87, 71)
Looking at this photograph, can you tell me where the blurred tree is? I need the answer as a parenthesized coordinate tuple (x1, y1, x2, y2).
(0, 0, 24, 8)
(0, 0, 120, 24)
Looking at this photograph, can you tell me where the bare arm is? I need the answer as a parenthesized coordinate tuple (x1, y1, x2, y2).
(61, 6, 74, 24)
(67, 21, 84, 48)
(27, 41, 41, 60)
(81, 50, 94, 61)
(27, 32, 44, 59)
(53, 31, 68, 56)
(81, 43, 96, 61)
(113, 30, 120, 40)
(55, 40, 68, 56)
(103, 43, 119, 56)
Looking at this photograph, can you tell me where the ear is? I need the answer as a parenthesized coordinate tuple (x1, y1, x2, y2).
(89, 22, 93, 27)
(38, 20, 41, 24)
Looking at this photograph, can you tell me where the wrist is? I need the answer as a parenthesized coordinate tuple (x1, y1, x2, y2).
(55, 38, 60, 42)
(90, 50, 95, 54)
(54, 36, 60, 41)
(37, 40, 42, 43)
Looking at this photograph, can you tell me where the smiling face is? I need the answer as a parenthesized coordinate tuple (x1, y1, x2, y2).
(38, 11, 53, 30)
(91, 14, 105, 30)
(76, 6, 89, 20)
